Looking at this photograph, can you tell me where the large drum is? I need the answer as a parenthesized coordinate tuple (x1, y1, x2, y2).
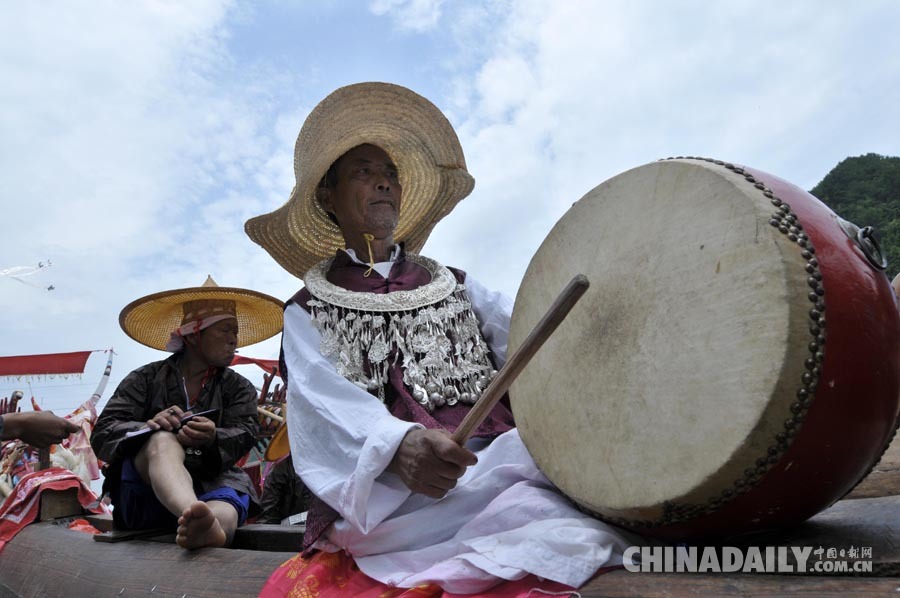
(508, 157, 900, 540)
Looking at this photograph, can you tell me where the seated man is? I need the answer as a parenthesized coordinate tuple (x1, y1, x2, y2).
(245, 83, 633, 593)
(91, 277, 283, 549)
(258, 454, 313, 525)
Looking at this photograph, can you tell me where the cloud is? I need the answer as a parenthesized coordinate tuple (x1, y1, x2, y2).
(0, 1, 297, 407)
(368, 0, 445, 32)
(3, 0, 899, 414)
(423, 0, 900, 298)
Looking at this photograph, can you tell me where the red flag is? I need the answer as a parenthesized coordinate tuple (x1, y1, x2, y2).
(231, 355, 279, 376)
(0, 351, 92, 377)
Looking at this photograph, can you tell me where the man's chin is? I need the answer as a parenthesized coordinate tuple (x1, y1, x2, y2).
(366, 217, 399, 238)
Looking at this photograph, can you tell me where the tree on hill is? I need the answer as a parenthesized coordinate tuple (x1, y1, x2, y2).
(811, 153, 900, 280)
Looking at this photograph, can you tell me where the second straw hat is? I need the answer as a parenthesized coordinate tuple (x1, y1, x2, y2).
(119, 276, 284, 351)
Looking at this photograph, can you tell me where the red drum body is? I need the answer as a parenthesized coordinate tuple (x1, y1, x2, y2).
(508, 158, 900, 540)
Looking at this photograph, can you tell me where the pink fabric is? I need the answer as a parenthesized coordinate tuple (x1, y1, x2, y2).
(63, 395, 102, 481)
(259, 550, 579, 597)
(164, 314, 236, 352)
(0, 468, 106, 553)
(67, 518, 101, 534)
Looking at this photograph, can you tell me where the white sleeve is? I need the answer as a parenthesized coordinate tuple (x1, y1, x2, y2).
(283, 302, 422, 533)
(464, 274, 513, 367)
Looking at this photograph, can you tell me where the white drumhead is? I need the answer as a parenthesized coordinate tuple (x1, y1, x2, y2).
(509, 159, 811, 522)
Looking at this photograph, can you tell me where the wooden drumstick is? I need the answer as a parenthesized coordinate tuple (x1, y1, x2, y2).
(451, 274, 590, 445)
(257, 406, 284, 423)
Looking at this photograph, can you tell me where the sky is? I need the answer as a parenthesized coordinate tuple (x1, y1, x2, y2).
(1, 0, 899, 414)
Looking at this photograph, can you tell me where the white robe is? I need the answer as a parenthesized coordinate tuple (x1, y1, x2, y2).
(283, 265, 634, 593)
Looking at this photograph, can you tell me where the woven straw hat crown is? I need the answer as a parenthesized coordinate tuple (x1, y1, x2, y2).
(265, 417, 290, 462)
(119, 276, 284, 351)
(244, 82, 475, 279)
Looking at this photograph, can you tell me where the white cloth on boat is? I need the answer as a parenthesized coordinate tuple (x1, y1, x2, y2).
(283, 268, 634, 593)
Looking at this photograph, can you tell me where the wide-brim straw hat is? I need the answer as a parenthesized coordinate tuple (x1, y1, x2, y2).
(245, 82, 475, 279)
(120, 276, 284, 351)
(264, 421, 290, 461)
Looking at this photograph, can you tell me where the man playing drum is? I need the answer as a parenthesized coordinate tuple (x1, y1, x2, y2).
(245, 82, 632, 594)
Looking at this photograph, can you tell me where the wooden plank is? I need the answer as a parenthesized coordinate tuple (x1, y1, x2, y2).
(545, 434, 900, 598)
(232, 523, 304, 552)
(88, 520, 303, 551)
(846, 431, 900, 500)
(734, 495, 900, 575)
(0, 520, 293, 598)
(5, 487, 900, 597)
(704, 495, 899, 572)
(93, 527, 169, 543)
(82, 512, 113, 532)
(579, 495, 900, 596)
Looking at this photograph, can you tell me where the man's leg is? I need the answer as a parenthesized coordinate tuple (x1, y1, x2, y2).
(133, 432, 233, 549)
(133, 431, 196, 515)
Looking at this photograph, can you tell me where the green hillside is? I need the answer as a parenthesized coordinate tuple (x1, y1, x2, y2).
(811, 153, 900, 280)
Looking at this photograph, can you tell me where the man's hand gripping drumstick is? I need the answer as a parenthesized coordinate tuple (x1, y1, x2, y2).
(386, 275, 590, 498)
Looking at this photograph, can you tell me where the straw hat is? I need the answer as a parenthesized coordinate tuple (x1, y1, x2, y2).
(264, 420, 290, 461)
(119, 276, 284, 351)
(245, 82, 475, 279)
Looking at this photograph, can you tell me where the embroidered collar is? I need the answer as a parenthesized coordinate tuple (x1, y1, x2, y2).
(304, 254, 498, 411)
(305, 254, 457, 312)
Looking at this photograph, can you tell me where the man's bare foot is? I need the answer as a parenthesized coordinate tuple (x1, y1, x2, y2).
(176, 501, 227, 549)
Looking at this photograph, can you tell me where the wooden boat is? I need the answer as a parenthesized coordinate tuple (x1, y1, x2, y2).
(2, 437, 900, 597)
(0, 353, 294, 597)
(3, 352, 900, 596)
(0, 513, 301, 597)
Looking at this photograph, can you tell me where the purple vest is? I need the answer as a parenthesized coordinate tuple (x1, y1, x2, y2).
(284, 250, 515, 550)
